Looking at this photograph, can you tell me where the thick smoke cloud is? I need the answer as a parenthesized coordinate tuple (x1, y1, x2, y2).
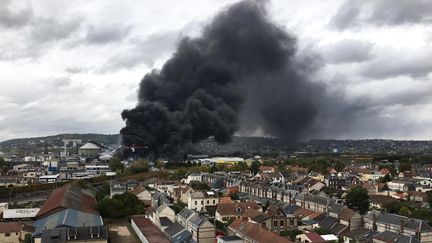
(121, 0, 327, 158)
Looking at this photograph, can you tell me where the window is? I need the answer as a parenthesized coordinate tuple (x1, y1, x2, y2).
(207, 200, 209, 204)
(201, 201, 203, 205)
(274, 220, 278, 227)
(195, 201, 197, 205)
(5, 233, 10, 237)
(213, 199, 216, 204)
(280, 220, 284, 227)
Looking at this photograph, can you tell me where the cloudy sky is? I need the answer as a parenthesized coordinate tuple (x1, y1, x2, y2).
(0, 0, 431, 141)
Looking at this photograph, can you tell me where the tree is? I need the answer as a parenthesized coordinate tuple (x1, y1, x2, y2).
(399, 162, 412, 172)
(109, 157, 124, 172)
(345, 187, 370, 215)
(262, 200, 270, 212)
(399, 206, 411, 217)
(250, 160, 261, 175)
(156, 159, 165, 169)
(95, 183, 110, 201)
(0, 157, 8, 171)
(378, 174, 392, 183)
(127, 160, 149, 174)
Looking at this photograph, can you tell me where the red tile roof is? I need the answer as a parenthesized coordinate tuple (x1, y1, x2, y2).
(304, 232, 325, 243)
(36, 184, 98, 218)
(0, 222, 22, 234)
(217, 202, 261, 216)
(229, 219, 293, 243)
(219, 197, 233, 204)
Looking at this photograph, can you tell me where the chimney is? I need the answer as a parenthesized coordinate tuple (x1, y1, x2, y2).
(400, 219, 404, 234)
(372, 213, 377, 231)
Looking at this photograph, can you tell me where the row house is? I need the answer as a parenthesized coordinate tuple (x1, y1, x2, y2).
(240, 181, 300, 205)
(176, 208, 215, 243)
(187, 191, 218, 212)
(215, 201, 261, 223)
(364, 210, 432, 243)
(328, 203, 362, 231)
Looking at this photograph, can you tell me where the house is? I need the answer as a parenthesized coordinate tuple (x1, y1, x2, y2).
(131, 216, 170, 243)
(373, 231, 420, 243)
(187, 214, 215, 243)
(228, 218, 293, 243)
(361, 171, 385, 181)
(387, 179, 416, 192)
(176, 208, 195, 227)
(126, 179, 139, 191)
(110, 183, 126, 198)
(39, 226, 108, 243)
(364, 211, 432, 242)
(262, 205, 298, 233)
(155, 204, 175, 227)
(0, 222, 24, 243)
(187, 191, 218, 212)
(328, 204, 362, 231)
(180, 187, 195, 204)
(340, 228, 373, 243)
(217, 235, 243, 243)
(131, 186, 152, 204)
(297, 232, 325, 243)
(163, 222, 192, 243)
(152, 192, 172, 208)
(38, 174, 61, 183)
(255, 173, 284, 183)
(369, 195, 399, 209)
(32, 184, 103, 242)
(215, 201, 261, 223)
(302, 194, 334, 213)
(184, 173, 202, 184)
(259, 166, 275, 173)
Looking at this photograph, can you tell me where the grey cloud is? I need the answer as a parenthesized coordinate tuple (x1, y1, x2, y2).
(321, 39, 374, 64)
(329, 0, 361, 30)
(331, 0, 432, 30)
(84, 24, 132, 45)
(359, 50, 432, 79)
(368, 0, 432, 26)
(30, 16, 83, 43)
(102, 31, 181, 71)
(0, 0, 33, 29)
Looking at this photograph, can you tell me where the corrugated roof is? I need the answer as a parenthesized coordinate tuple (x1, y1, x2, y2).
(36, 184, 98, 219)
(33, 209, 103, 237)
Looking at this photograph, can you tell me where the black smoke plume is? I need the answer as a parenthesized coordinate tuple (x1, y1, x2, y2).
(121, 0, 327, 158)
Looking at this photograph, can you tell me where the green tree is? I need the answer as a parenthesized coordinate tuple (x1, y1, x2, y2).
(109, 157, 124, 172)
(262, 200, 270, 212)
(156, 159, 165, 169)
(127, 160, 149, 174)
(250, 160, 261, 175)
(95, 183, 110, 201)
(345, 187, 370, 215)
(399, 206, 411, 217)
(0, 157, 6, 168)
(24, 234, 32, 243)
(399, 162, 412, 172)
(378, 174, 392, 183)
